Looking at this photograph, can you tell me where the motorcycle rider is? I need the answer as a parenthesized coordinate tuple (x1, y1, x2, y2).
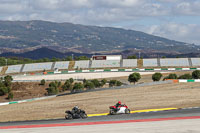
(72, 105, 80, 114)
(115, 101, 122, 111)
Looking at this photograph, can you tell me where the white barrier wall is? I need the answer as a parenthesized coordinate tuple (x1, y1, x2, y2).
(160, 58, 189, 66)
(143, 59, 158, 67)
(91, 60, 120, 68)
(122, 59, 137, 67)
(74, 60, 90, 69)
(54, 61, 69, 69)
(6, 65, 22, 74)
(191, 58, 200, 66)
(23, 62, 53, 72)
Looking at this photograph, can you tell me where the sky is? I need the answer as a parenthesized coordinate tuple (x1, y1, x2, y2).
(0, 0, 200, 45)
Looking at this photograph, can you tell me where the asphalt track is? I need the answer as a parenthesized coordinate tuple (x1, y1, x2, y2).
(0, 107, 200, 127)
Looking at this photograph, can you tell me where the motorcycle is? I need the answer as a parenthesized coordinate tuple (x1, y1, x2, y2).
(109, 104, 130, 115)
(65, 109, 88, 120)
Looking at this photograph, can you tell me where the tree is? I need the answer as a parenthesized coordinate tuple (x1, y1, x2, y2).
(128, 73, 141, 84)
(0, 75, 13, 96)
(83, 79, 87, 84)
(3, 75, 13, 87)
(72, 83, 84, 92)
(8, 92, 14, 100)
(168, 74, 177, 79)
(69, 78, 74, 84)
(192, 70, 200, 79)
(47, 81, 60, 95)
(152, 73, 163, 81)
(178, 74, 192, 79)
(62, 80, 73, 91)
(101, 79, 107, 86)
(109, 80, 117, 87)
(116, 81, 123, 86)
(40, 79, 46, 85)
(163, 73, 177, 80)
(91, 79, 101, 88)
(84, 81, 95, 90)
(127, 55, 137, 59)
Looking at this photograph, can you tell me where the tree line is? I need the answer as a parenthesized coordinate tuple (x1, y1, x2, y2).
(0, 56, 90, 66)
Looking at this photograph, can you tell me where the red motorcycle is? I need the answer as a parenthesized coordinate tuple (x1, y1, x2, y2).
(109, 104, 130, 115)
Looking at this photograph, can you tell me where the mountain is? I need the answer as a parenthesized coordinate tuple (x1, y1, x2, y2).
(0, 20, 199, 55)
(0, 47, 92, 59)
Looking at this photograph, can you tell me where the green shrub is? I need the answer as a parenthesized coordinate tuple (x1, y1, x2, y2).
(109, 80, 123, 87)
(47, 81, 60, 95)
(109, 80, 117, 87)
(152, 73, 163, 81)
(0, 75, 13, 96)
(192, 70, 200, 79)
(3, 75, 13, 87)
(84, 81, 95, 90)
(116, 81, 123, 86)
(47, 86, 59, 95)
(91, 79, 101, 88)
(178, 74, 192, 79)
(168, 74, 178, 79)
(40, 79, 46, 85)
(8, 92, 14, 100)
(72, 83, 84, 92)
(101, 79, 107, 86)
(128, 72, 141, 84)
(83, 79, 87, 84)
(0, 87, 8, 96)
(69, 78, 74, 84)
(62, 80, 72, 91)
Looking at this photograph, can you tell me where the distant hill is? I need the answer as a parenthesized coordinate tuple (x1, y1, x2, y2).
(0, 20, 199, 56)
(1, 47, 200, 59)
(0, 47, 92, 59)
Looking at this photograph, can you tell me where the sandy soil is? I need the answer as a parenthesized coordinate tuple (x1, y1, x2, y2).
(0, 82, 200, 122)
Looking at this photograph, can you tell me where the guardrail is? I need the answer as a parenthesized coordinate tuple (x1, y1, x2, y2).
(25, 67, 200, 76)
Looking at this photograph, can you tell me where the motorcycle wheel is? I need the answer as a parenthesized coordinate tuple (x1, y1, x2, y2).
(110, 109, 116, 115)
(65, 114, 73, 120)
(80, 113, 88, 119)
(125, 109, 130, 114)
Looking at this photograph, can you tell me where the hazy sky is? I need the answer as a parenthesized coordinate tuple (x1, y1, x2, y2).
(0, 0, 200, 45)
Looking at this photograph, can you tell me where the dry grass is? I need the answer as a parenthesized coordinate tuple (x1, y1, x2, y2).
(0, 81, 200, 122)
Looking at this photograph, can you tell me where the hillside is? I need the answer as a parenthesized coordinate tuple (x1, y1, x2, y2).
(0, 47, 93, 59)
(0, 20, 199, 55)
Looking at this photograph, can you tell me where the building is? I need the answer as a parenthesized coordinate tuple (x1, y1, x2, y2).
(92, 55, 122, 60)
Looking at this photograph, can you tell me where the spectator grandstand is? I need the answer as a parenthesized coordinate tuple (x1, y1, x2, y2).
(160, 58, 189, 67)
(91, 60, 120, 68)
(122, 59, 137, 67)
(6, 65, 23, 74)
(22, 62, 53, 72)
(2, 58, 200, 74)
(191, 58, 200, 66)
(143, 59, 158, 67)
(54, 61, 69, 70)
(74, 60, 90, 69)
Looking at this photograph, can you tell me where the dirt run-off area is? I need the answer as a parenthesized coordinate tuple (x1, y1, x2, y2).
(0, 81, 200, 122)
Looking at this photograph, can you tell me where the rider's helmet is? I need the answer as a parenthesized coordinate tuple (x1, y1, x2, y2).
(74, 105, 79, 109)
(118, 101, 121, 104)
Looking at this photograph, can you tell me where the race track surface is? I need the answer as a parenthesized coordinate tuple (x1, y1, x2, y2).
(1, 107, 200, 127)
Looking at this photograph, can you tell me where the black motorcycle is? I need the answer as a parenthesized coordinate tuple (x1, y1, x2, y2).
(65, 109, 87, 120)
